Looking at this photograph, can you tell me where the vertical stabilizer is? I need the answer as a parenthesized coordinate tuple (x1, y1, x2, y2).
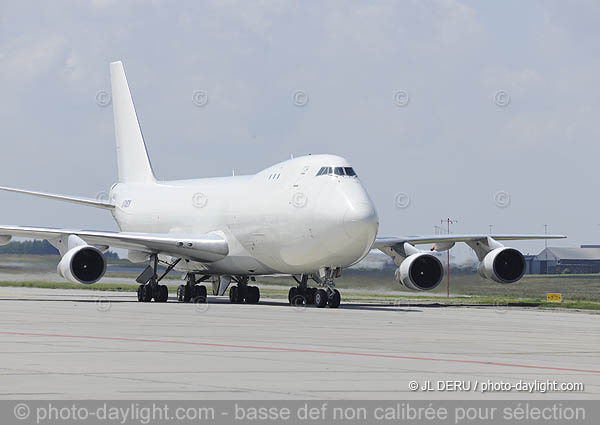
(110, 61, 156, 184)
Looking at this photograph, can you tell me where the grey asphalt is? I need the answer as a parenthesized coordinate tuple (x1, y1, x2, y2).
(0, 287, 598, 399)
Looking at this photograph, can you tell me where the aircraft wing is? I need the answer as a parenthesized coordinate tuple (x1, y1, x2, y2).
(0, 225, 228, 262)
(373, 234, 566, 250)
(0, 186, 114, 210)
(373, 233, 566, 289)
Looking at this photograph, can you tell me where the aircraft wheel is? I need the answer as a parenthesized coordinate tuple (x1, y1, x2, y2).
(192, 285, 207, 303)
(141, 284, 153, 302)
(288, 287, 297, 304)
(177, 285, 185, 302)
(306, 287, 317, 305)
(315, 289, 328, 308)
(137, 285, 144, 302)
(154, 285, 169, 303)
(246, 286, 254, 304)
(290, 294, 306, 307)
(247, 286, 260, 304)
(183, 284, 192, 302)
(229, 285, 240, 303)
(327, 289, 341, 308)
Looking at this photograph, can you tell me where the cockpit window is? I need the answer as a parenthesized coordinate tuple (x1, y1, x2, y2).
(316, 166, 358, 177)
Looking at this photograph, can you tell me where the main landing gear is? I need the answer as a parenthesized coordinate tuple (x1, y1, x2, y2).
(136, 254, 181, 303)
(134, 255, 210, 304)
(228, 276, 260, 304)
(177, 273, 209, 303)
(288, 271, 341, 308)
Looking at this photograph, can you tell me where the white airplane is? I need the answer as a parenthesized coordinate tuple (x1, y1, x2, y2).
(0, 61, 564, 308)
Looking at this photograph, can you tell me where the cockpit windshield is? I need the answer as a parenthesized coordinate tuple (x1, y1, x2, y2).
(316, 166, 357, 177)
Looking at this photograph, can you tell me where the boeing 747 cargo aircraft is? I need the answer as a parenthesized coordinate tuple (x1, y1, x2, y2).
(0, 62, 564, 308)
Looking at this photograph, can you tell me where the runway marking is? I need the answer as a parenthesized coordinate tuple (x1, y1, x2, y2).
(1, 331, 599, 375)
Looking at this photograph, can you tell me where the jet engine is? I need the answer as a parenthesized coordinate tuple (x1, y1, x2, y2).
(395, 252, 444, 290)
(477, 247, 525, 283)
(57, 245, 106, 284)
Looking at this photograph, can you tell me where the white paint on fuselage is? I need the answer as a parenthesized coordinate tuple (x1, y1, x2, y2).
(109, 154, 379, 275)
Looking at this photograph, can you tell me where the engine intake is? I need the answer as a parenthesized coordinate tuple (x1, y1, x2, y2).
(478, 247, 525, 283)
(57, 245, 106, 284)
(396, 252, 444, 291)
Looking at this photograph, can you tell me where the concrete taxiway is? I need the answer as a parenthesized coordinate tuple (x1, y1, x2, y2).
(0, 287, 598, 399)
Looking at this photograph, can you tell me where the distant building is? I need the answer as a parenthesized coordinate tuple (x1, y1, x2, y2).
(525, 246, 600, 274)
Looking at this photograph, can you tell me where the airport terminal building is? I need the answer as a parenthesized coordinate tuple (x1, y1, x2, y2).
(525, 245, 600, 274)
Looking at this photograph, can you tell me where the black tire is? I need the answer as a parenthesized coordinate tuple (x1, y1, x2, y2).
(229, 285, 239, 303)
(158, 285, 169, 302)
(254, 286, 260, 303)
(177, 285, 185, 302)
(327, 289, 341, 308)
(192, 285, 207, 303)
(315, 289, 327, 308)
(193, 285, 207, 298)
(183, 284, 192, 302)
(306, 287, 317, 305)
(137, 285, 143, 302)
(247, 286, 260, 304)
(290, 294, 306, 307)
(288, 287, 297, 304)
(142, 285, 153, 302)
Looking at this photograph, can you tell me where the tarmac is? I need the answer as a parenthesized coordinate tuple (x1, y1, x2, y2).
(0, 286, 598, 399)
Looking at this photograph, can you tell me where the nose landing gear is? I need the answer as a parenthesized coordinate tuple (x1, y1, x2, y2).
(288, 270, 341, 308)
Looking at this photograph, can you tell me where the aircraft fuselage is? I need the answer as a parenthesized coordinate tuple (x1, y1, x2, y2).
(110, 154, 379, 275)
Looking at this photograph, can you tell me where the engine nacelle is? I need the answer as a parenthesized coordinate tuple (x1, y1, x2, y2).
(57, 245, 106, 284)
(477, 247, 525, 283)
(395, 252, 444, 291)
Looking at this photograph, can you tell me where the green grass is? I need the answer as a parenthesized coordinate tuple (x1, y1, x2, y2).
(327, 270, 600, 302)
(2, 254, 599, 310)
(1, 280, 599, 311)
(0, 281, 141, 292)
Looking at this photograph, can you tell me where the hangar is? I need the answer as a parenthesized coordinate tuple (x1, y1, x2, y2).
(525, 246, 600, 274)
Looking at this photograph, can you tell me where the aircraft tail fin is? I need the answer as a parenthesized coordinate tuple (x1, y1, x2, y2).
(109, 61, 156, 184)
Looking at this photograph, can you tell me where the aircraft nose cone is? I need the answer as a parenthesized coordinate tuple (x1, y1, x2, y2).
(343, 202, 378, 241)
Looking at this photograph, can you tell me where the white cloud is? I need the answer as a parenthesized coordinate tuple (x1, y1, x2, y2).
(0, 35, 67, 80)
(90, 0, 119, 9)
(0, 0, 599, 251)
(482, 67, 540, 92)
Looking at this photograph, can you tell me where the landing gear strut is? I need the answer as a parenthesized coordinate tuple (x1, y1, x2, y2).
(228, 276, 260, 304)
(288, 270, 341, 308)
(136, 254, 178, 303)
(177, 273, 208, 303)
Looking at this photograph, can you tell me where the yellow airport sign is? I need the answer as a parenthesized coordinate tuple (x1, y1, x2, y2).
(546, 293, 563, 303)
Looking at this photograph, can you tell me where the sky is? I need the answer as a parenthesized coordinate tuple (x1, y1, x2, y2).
(1, 0, 599, 258)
